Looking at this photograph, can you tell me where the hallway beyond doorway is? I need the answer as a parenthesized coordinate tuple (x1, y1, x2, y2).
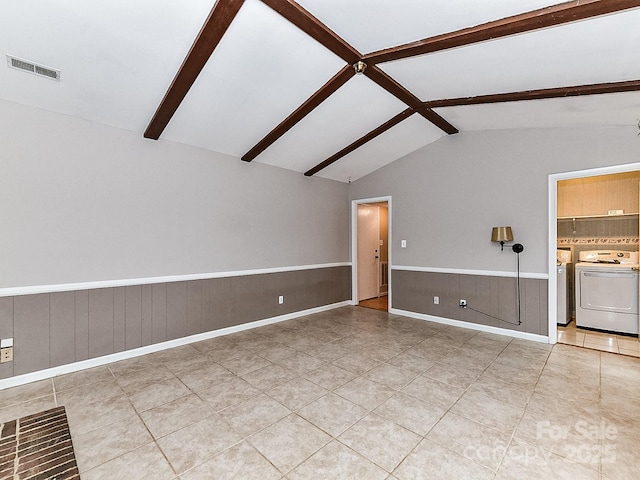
(358, 295, 388, 312)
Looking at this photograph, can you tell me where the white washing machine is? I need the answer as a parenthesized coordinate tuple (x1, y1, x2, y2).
(575, 250, 639, 334)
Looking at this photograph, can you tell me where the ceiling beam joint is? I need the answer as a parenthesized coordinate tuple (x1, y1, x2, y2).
(365, 65, 458, 134)
(305, 108, 416, 177)
(242, 65, 355, 162)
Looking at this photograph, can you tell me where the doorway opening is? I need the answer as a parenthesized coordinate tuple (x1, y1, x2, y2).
(549, 164, 640, 357)
(352, 197, 391, 312)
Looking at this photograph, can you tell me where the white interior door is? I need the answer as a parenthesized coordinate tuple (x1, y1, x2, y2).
(357, 204, 380, 301)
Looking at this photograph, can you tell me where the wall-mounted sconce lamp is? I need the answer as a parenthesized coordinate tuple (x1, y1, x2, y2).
(491, 226, 524, 253)
(491, 226, 512, 251)
(491, 226, 524, 325)
(463, 226, 526, 326)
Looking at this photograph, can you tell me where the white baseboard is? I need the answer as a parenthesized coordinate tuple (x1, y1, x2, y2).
(0, 300, 351, 391)
(389, 308, 550, 344)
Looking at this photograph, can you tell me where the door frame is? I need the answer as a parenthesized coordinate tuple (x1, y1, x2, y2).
(352, 196, 392, 306)
(547, 162, 640, 344)
(357, 203, 381, 302)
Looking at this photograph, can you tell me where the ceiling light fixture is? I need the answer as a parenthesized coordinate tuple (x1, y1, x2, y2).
(353, 61, 367, 75)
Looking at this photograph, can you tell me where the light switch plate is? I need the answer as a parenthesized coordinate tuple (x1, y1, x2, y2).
(0, 338, 13, 348)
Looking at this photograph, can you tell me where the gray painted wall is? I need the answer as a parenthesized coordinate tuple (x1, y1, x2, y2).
(350, 127, 639, 275)
(0, 100, 350, 288)
(3, 103, 637, 380)
(0, 266, 351, 379)
(393, 271, 547, 336)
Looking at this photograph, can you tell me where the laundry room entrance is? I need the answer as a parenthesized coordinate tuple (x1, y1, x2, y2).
(554, 168, 640, 357)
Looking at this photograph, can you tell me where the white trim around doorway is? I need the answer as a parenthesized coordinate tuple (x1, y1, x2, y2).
(351, 196, 392, 309)
(547, 162, 640, 345)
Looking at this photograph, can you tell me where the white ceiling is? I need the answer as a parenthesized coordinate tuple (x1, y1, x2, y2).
(1, 0, 639, 183)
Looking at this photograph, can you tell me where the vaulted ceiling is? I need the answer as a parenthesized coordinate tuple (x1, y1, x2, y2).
(2, 1, 640, 182)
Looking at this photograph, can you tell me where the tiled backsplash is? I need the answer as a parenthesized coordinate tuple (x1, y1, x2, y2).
(557, 237, 639, 246)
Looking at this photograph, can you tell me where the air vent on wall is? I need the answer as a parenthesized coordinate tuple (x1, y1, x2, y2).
(6, 55, 60, 81)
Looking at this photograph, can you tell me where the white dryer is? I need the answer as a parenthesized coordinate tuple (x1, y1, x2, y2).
(557, 249, 572, 326)
(575, 250, 639, 334)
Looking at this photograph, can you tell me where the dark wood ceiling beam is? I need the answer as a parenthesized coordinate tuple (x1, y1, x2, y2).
(305, 109, 415, 177)
(365, 65, 458, 134)
(305, 79, 640, 178)
(144, 0, 245, 140)
(242, 65, 354, 162)
(424, 79, 640, 108)
(241, 0, 365, 162)
(260, 0, 361, 63)
(365, 0, 640, 64)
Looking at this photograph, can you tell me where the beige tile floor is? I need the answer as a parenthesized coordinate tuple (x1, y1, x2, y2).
(1, 306, 640, 479)
(558, 321, 640, 357)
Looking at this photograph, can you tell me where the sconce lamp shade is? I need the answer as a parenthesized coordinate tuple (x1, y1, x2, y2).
(491, 226, 514, 251)
(491, 226, 513, 243)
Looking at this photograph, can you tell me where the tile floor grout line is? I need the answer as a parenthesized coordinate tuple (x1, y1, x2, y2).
(246, 425, 333, 478)
(499, 344, 605, 476)
(418, 336, 520, 477)
(492, 349, 550, 476)
(177, 435, 249, 478)
(334, 434, 400, 475)
(138, 372, 187, 479)
(599, 351, 604, 480)
(6, 307, 639, 478)
(218, 336, 392, 476)
(51, 377, 58, 407)
(559, 321, 640, 357)
(69, 394, 157, 475)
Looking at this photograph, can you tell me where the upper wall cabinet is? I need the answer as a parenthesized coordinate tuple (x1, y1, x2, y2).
(557, 171, 640, 218)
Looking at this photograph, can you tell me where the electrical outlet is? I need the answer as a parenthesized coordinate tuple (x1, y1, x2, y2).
(278, 295, 284, 305)
(459, 299, 467, 308)
(433, 296, 439, 305)
(0, 347, 13, 363)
